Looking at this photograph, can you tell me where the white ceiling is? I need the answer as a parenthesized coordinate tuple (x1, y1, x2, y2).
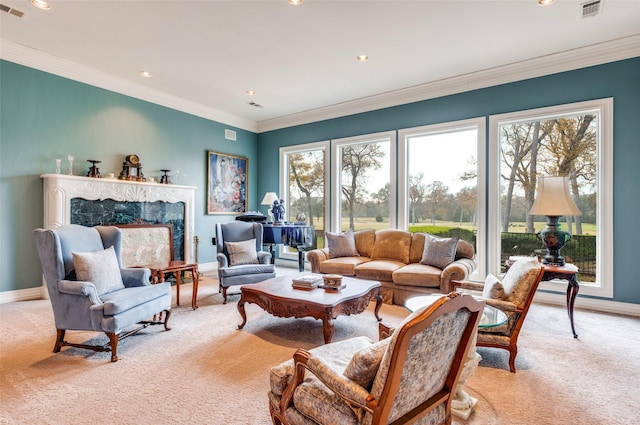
(1, 0, 639, 132)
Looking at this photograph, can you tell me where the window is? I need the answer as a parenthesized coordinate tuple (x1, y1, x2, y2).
(398, 118, 486, 279)
(280, 141, 329, 259)
(331, 132, 396, 231)
(489, 98, 613, 297)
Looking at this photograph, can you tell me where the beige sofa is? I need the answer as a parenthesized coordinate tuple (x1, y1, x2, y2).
(306, 228, 476, 305)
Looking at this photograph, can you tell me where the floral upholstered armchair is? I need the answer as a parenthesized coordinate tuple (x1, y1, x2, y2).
(452, 256, 545, 372)
(268, 293, 484, 425)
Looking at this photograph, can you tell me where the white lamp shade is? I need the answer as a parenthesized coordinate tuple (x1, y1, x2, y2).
(261, 192, 278, 206)
(528, 176, 582, 216)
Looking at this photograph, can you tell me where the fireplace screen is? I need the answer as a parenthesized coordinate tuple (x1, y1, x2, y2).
(70, 198, 186, 260)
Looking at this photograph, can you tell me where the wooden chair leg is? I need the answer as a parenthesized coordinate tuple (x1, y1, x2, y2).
(107, 332, 119, 362)
(508, 345, 518, 373)
(163, 309, 172, 331)
(222, 286, 228, 304)
(54, 329, 65, 353)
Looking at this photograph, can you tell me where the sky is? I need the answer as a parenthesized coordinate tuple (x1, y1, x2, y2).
(364, 129, 477, 196)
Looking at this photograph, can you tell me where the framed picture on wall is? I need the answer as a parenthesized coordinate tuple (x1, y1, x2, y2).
(207, 151, 248, 214)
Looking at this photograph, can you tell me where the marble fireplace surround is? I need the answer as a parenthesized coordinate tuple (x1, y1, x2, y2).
(41, 174, 197, 263)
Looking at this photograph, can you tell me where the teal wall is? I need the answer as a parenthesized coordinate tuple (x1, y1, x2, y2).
(257, 57, 640, 305)
(0, 60, 258, 293)
(2, 58, 639, 304)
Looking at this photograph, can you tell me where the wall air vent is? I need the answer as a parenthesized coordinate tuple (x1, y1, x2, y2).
(225, 129, 237, 141)
(581, 0, 602, 18)
(0, 3, 25, 17)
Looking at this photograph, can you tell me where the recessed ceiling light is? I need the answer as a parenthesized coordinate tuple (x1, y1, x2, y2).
(538, 0, 555, 6)
(356, 54, 369, 62)
(246, 90, 256, 95)
(138, 71, 152, 78)
(288, 0, 303, 5)
(30, 0, 51, 10)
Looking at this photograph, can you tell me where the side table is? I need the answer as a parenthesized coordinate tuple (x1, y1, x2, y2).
(541, 263, 580, 338)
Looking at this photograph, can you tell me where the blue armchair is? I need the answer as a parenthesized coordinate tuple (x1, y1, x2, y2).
(33, 224, 172, 362)
(216, 221, 276, 303)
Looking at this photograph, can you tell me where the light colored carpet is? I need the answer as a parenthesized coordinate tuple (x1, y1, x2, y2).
(1, 273, 638, 425)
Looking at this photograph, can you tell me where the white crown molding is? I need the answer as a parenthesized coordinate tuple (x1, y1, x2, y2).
(257, 34, 640, 133)
(0, 39, 258, 132)
(2, 35, 638, 135)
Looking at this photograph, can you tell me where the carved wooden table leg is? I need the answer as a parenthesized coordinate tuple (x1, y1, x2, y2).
(237, 296, 248, 330)
(374, 290, 383, 321)
(321, 311, 335, 344)
(191, 265, 199, 310)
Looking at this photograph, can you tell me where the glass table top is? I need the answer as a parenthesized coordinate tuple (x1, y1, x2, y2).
(404, 294, 507, 329)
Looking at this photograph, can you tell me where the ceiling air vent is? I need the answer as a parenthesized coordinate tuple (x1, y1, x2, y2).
(248, 101, 264, 109)
(581, 0, 602, 18)
(0, 3, 25, 17)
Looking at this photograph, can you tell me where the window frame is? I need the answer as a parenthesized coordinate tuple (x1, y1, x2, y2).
(488, 98, 613, 298)
(330, 131, 397, 232)
(398, 117, 486, 281)
(279, 140, 330, 261)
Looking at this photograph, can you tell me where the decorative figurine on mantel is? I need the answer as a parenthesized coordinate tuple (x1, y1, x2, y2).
(272, 199, 286, 224)
(86, 160, 102, 178)
(160, 169, 171, 184)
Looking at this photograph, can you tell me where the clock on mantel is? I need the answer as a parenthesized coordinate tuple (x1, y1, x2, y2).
(118, 154, 145, 181)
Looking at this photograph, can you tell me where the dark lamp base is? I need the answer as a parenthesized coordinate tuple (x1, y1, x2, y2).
(537, 216, 572, 267)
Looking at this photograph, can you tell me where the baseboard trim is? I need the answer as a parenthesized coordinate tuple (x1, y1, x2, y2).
(0, 286, 47, 304)
(533, 291, 640, 317)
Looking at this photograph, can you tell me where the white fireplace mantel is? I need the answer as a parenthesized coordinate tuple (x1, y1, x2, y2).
(41, 174, 197, 263)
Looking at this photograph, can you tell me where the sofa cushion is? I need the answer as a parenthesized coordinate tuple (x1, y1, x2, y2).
(354, 228, 376, 258)
(392, 263, 442, 288)
(72, 246, 125, 295)
(482, 273, 505, 300)
(420, 234, 459, 269)
(455, 239, 475, 260)
(343, 338, 390, 390)
(355, 260, 406, 282)
(326, 229, 359, 258)
(371, 229, 411, 263)
(225, 239, 259, 266)
(319, 257, 370, 276)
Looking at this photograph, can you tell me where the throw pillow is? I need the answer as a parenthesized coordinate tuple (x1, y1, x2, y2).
(482, 273, 505, 300)
(72, 246, 125, 295)
(420, 234, 459, 269)
(225, 239, 259, 266)
(326, 229, 359, 258)
(343, 338, 390, 389)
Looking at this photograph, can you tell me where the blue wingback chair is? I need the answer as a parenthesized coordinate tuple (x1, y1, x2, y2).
(216, 221, 276, 303)
(33, 224, 172, 362)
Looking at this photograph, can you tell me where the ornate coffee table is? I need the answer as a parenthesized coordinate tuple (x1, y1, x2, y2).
(237, 273, 382, 344)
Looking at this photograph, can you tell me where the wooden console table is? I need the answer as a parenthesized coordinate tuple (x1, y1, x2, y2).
(541, 263, 580, 338)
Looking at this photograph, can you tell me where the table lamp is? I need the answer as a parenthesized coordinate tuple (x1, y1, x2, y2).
(528, 176, 582, 265)
(261, 192, 279, 223)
